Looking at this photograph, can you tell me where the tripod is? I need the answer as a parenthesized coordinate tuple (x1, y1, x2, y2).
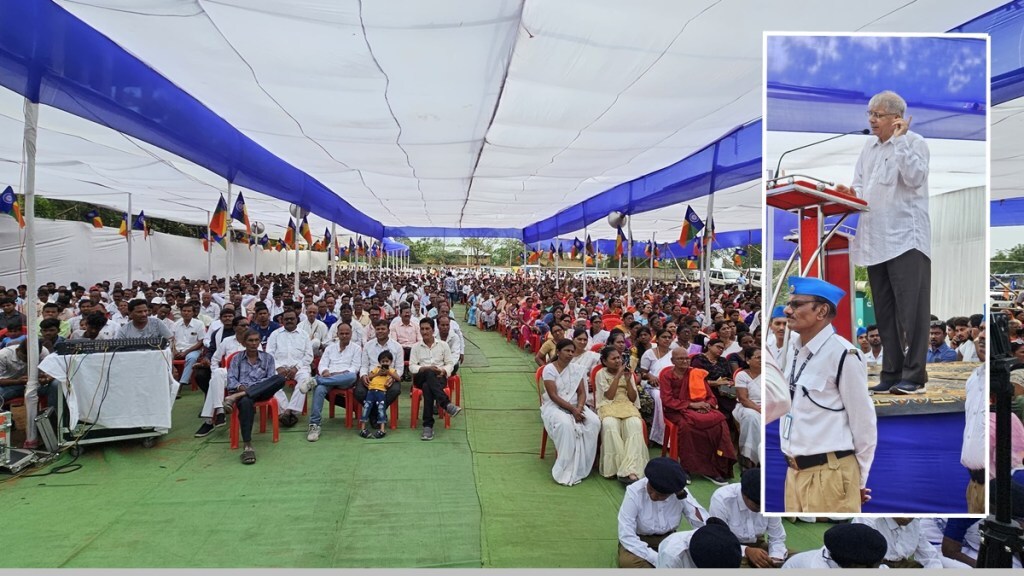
(978, 313, 1024, 568)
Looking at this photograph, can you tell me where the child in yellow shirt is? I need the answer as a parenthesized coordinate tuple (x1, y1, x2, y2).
(360, 350, 399, 438)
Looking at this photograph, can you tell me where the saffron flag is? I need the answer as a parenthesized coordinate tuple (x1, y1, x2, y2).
(644, 241, 652, 258)
(300, 216, 313, 246)
(357, 237, 366, 256)
(209, 195, 229, 240)
(230, 191, 251, 234)
(615, 227, 625, 258)
(284, 218, 296, 249)
(132, 211, 149, 239)
(733, 248, 747, 267)
(528, 247, 541, 264)
(86, 209, 103, 228)
(678, 205, 704, 247)
(585, 255, 594, 266)
(1, 187, 24, 228)
(118, 212, 128, 237)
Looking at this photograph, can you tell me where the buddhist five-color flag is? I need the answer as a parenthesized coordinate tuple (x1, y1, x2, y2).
(678, 205, 704, 247)
(686, 255, 698, 269)
(284, 218, 296, 249)
(230, 191, 251, 235)
(86, 209, 103, 228)
(733, 248, 746, 267)
(614, 227, 625, 258)
(300, 216, 313, 246)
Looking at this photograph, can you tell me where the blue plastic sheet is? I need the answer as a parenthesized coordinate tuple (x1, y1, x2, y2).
(522, 120, 761, 244)
(527, 229, 761, 258)
(766, 413, 969, 514)
(767, 36, 987, 140)
(992, 198, 1024, 227)
(951, 1, 1024, 105)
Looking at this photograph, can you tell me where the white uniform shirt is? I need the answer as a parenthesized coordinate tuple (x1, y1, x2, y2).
(171, 318, 206, 354)
(363, 337, 405, 379)
(865, 347, 884, 367)
(318, 340, 363, 375)
(961, 363, 987, 471)
(266, 327, 313, 370)
(708, 483, 786, 559)
(654, 530, 698, 569)
(851, 130, 930, 266)
(781, 548, 840, 569)
(782, 324, 877, 488)
(957, 339, 979, 362)
(851, 518, 942, 568)
(766, 336, 785, 367)
(616, 478, 708, 566)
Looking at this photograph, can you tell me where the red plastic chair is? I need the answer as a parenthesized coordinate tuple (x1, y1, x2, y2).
(410, 378, 452, 429)
(448, 374, 462, 406)
(224, 350, 280, 449)
(326, 387, 358, 427)
(351, 396, 400, 430)
(171, 357, 199, 391)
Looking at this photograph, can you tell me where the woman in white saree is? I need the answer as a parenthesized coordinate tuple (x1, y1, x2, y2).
(541, 338, 601, 486)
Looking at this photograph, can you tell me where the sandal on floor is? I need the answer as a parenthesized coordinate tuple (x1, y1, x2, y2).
(222, 394, 238, 415)
(240, 448, 256, 465)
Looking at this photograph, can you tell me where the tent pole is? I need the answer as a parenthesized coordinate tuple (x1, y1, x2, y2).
(225, 185, 232, 286)
(126, 191, 133, 288)
(626, 218, 633, 308)
(206, 210, 211, 281)
(704, 193, 715, 326)
(583, 225, 587, 300)
(293, 236, 300, 299)
(555, 235, 560, 290)
(22, 98, 40, 445)
(330, 223, 337, 284)
(252, 222, 258, 280)
(650, 232, 656, 284)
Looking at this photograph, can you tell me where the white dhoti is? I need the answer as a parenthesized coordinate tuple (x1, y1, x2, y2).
(201, 367, 228, 420)
(273, 367, 311, 414)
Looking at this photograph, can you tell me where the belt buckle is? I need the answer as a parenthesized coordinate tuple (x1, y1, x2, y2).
(786, 456, 800, 471)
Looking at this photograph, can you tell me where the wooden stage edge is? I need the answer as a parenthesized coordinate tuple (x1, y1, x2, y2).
(867, 362, 979, 417)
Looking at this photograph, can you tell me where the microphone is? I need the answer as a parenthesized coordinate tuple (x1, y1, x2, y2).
(773, 128, 870, 181)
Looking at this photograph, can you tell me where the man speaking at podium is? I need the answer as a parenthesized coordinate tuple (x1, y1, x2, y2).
(836, 90, 931, 395)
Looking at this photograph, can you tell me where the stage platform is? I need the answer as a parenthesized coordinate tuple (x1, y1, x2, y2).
(869, 361, 978, 416)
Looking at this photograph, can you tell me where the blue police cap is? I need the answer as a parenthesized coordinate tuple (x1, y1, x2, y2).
(770, 305, 786, 319)
(787, 276, 845, 307)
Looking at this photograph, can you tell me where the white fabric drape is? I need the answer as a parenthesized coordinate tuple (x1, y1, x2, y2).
(0, 218, 327, 287)
(929, 186, 985, 319)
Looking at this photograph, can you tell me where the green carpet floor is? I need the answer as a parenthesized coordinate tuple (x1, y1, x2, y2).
(1, 310, 829, 567)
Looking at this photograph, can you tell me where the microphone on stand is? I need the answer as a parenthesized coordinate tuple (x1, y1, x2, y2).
(772, 128, 870, 181)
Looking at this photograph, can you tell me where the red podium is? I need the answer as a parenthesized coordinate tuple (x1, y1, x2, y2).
(767, 175, 869, 342)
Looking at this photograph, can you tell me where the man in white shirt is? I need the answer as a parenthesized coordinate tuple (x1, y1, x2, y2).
(298, 302, 329, 357)
(303, 322, 362, 442)
(782, 523, 888, 569)
(864, 324, 885, 370)
(780, 276, 876, 513)
(171, 302, 206, 392)
(478, 292, 497, 330)
(436, 316, 464, 375)
(851, 517, 943, 568)
(765, 306, 787, 367)
(837, 90, 930, 395)
(194, 316, 249, 438)
(709, 469, 788, 568)
(356, 320, 404, 429)
(200, 291, 220, 321)
(390, 303, 420, 381)
(616, 457, 708, 568)
(266, 310, 314, 427)
(961, 328, 986, 514)
(409, 317, 460, 441)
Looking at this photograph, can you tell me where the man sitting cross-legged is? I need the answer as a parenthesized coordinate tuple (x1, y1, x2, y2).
(303, 322, 362, 442)
(410, 317, 462, 441)
(194, 316, 250, 437)
(221, 329, 287, 465)
(267, 310, 313, 427)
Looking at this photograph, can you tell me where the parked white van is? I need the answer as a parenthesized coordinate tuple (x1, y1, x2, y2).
(574, 269, 611, 280)
(708, 268, 741, 287)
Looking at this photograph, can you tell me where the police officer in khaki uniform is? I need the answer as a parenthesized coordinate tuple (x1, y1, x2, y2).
(780, 276, 877, 513)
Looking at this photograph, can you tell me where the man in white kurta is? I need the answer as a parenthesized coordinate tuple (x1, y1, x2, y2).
(298, 302, 329, 357)
(194, 318, 248, 437)
(268, 310, 313, 425)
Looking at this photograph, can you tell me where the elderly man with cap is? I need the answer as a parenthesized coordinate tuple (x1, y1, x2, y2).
(766, 305, 788, 366)
(782, 523, 889, 569)
(655, 517, 743, 569)
(851, 517, 943, 568)
(709, 468, 789, 568)
(779, 276, 876, 513)
(616, 457, 709, 568)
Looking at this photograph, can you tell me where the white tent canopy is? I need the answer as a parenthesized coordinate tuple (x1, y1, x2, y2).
(0, 0, 1001, 247)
